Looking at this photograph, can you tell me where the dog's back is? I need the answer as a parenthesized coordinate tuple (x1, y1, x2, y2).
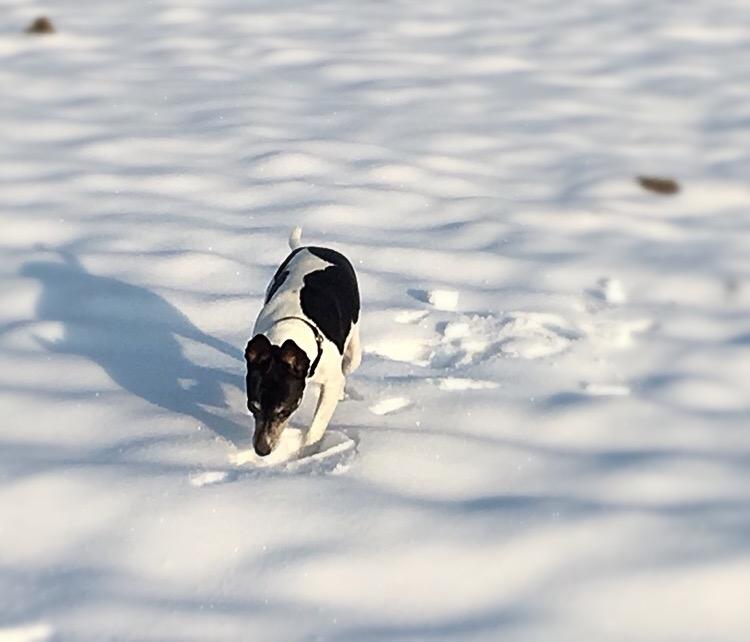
(256, 232, 360, 355)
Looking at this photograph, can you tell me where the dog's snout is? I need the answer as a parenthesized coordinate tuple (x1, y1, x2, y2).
(254, 439, 272, 457)
(253, 428, 275, 457)
(253, 419, 286, 457)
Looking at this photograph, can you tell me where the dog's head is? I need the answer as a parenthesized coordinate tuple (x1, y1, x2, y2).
(244, 334, 309, 456)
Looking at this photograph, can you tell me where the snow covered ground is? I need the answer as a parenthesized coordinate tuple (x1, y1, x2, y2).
(2, 0, 750, 639)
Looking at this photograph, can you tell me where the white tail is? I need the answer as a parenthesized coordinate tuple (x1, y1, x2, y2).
(289, 225, 303, 250)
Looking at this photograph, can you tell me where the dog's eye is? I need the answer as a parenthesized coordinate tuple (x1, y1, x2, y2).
(249, 400, 261, 413)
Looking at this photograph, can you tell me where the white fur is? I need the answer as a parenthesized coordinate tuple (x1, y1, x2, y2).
(252, 228, 361, 448)
(289, 225, 303, 250)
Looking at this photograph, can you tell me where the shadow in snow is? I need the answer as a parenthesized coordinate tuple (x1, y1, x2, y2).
(330, 606, 529, 642)
(407, 288, 431, 304)
(728, 332, 750, 346)
(540, 391, 600, 410)
(20, 252, 248, 446)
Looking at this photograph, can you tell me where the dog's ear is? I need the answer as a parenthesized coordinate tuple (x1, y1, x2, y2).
(245, 334, 272, 368)
(279, 340, 310, 379)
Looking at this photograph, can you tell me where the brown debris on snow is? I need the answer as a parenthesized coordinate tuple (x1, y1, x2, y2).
(25, 17, 56, 34)
(636, 175, 680, 195)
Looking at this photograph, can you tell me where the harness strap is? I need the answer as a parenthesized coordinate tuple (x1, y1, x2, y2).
(272, 316, 324, 378)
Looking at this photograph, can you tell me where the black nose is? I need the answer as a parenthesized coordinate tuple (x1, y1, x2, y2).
(254, 438, 272, 457)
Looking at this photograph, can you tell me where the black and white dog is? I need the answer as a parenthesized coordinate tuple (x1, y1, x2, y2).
(245, 228, 361, 456)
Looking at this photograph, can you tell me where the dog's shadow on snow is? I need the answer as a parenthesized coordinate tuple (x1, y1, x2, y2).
(21, 253, 248, 446)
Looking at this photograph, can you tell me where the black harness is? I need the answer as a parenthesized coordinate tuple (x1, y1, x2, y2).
(273, 316, 324, 378)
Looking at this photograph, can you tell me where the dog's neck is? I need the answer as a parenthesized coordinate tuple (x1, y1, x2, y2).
(262, 317, 320, 371)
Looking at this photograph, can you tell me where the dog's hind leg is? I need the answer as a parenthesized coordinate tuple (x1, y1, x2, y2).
(342, 323, 362, 375)
(305, 376, 344, 447)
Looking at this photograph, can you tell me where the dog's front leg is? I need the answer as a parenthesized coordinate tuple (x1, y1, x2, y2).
(304, 377, 344, 448)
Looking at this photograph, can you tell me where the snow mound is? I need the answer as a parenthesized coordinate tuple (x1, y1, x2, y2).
(430, 377, 500, 391)
(0, 624, 54, 642)
(586, 277, 628, 310)
(580, 382, 632, 397)
(189, 470, 231, 487)
(427, 289, 459, 311)
(369, 396, 412, 415)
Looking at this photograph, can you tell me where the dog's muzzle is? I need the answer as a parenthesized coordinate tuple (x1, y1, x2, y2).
(254, 436, 272, 457)
(252, 420, 286, 457)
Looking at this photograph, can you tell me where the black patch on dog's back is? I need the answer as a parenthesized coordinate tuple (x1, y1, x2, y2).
(265, 269, 289, 304)
(265, 248, 303, 304)
(301, 247, 360, 354)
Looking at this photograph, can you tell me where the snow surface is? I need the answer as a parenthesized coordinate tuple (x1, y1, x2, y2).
(2, 0, 750, 640)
